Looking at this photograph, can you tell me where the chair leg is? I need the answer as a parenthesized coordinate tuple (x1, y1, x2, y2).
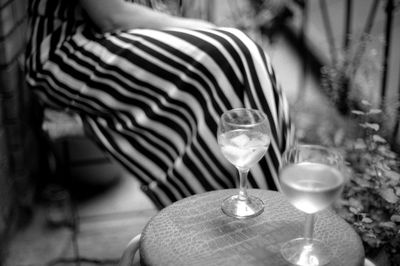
(119, 234, 141, 266)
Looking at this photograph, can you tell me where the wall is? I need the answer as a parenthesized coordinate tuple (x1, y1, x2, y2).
(0, 0, 40, 260)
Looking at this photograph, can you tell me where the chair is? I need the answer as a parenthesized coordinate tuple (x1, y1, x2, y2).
(41, 107, 122, 188)
(119, 234, 141, 266)
(364, 258, 376, 266)
(41, 109, 85, 140)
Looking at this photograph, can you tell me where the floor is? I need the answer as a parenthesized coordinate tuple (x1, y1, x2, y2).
(4, 167, 157, 266)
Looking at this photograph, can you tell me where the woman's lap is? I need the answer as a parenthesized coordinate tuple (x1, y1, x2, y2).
(29, 26, 292, 208)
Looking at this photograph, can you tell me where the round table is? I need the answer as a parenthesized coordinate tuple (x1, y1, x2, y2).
(139, 189, 364, 266)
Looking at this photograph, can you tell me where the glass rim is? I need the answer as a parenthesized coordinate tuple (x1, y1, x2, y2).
(281, 143, 348, 184)
(283, 143, 345, 165)
(288, 144, 341, 153)
(221, 108, 267, 127)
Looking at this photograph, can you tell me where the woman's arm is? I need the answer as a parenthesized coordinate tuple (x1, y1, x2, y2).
(79, 0, 215, 32)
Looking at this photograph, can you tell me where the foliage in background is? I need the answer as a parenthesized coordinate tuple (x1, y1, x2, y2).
(335, 100, 400, 266)
(320, 34, 400, 265)
(320, 34, 383, 114)
(222, 0, 291, 43)
(309, 15, 400, 264)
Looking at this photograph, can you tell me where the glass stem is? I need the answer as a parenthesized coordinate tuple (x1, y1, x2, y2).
(304, 213, 315, 245)
(237, 168, 249, 201)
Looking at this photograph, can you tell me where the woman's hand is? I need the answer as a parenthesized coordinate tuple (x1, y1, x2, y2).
(80, 0, 216, 32)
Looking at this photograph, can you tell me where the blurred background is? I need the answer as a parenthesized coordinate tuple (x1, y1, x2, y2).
(1, 0, 399, 265)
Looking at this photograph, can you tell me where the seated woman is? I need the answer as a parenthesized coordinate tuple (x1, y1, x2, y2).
(25, 0, 294, 209)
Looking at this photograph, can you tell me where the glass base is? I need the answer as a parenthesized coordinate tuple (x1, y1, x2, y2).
(221, 194, 264, 218)
(281, 238, 331, 266)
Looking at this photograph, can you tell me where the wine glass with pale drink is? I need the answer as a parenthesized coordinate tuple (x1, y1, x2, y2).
(217, 108, 271, 218)
(279, 144, 346, 266)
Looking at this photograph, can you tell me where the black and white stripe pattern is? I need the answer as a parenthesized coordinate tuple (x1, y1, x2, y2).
(26, 0, 294, 208)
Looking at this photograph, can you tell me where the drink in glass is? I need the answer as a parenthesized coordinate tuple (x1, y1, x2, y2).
(280, 162, 344, 214)
(217, 108, 271, 218)
(219, 130, 270, 169)
(279, 145, 346, 266)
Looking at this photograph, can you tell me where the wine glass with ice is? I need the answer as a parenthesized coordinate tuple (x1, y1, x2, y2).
(279, 144, 346, 266)
(217, 108, 271, 218)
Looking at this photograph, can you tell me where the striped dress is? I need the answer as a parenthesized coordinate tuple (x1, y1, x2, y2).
(26, 0, 294, 209)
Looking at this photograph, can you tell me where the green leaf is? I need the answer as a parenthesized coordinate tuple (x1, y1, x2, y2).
(334, 129, 345, 146)
(364, 232, 377, 239)
(379, 188, 399, 204)
(360, 123, 380, 131)
(384, 170, 400, 184)
(349, 198, 363, 209)
(351, 110, 365, 115)
(372, 134, 387, 143)
(368, 109, 382, 114)
(354, 139, 367, 149)
(361, 100, 371, 106)
(355, 178, 372, 188)
(390, 215, 400, 223)
(395, 187, 400, 196)
(362, 217, 373, 223)
(379, 221, 396, 229)
(349, 207, 360, 214)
